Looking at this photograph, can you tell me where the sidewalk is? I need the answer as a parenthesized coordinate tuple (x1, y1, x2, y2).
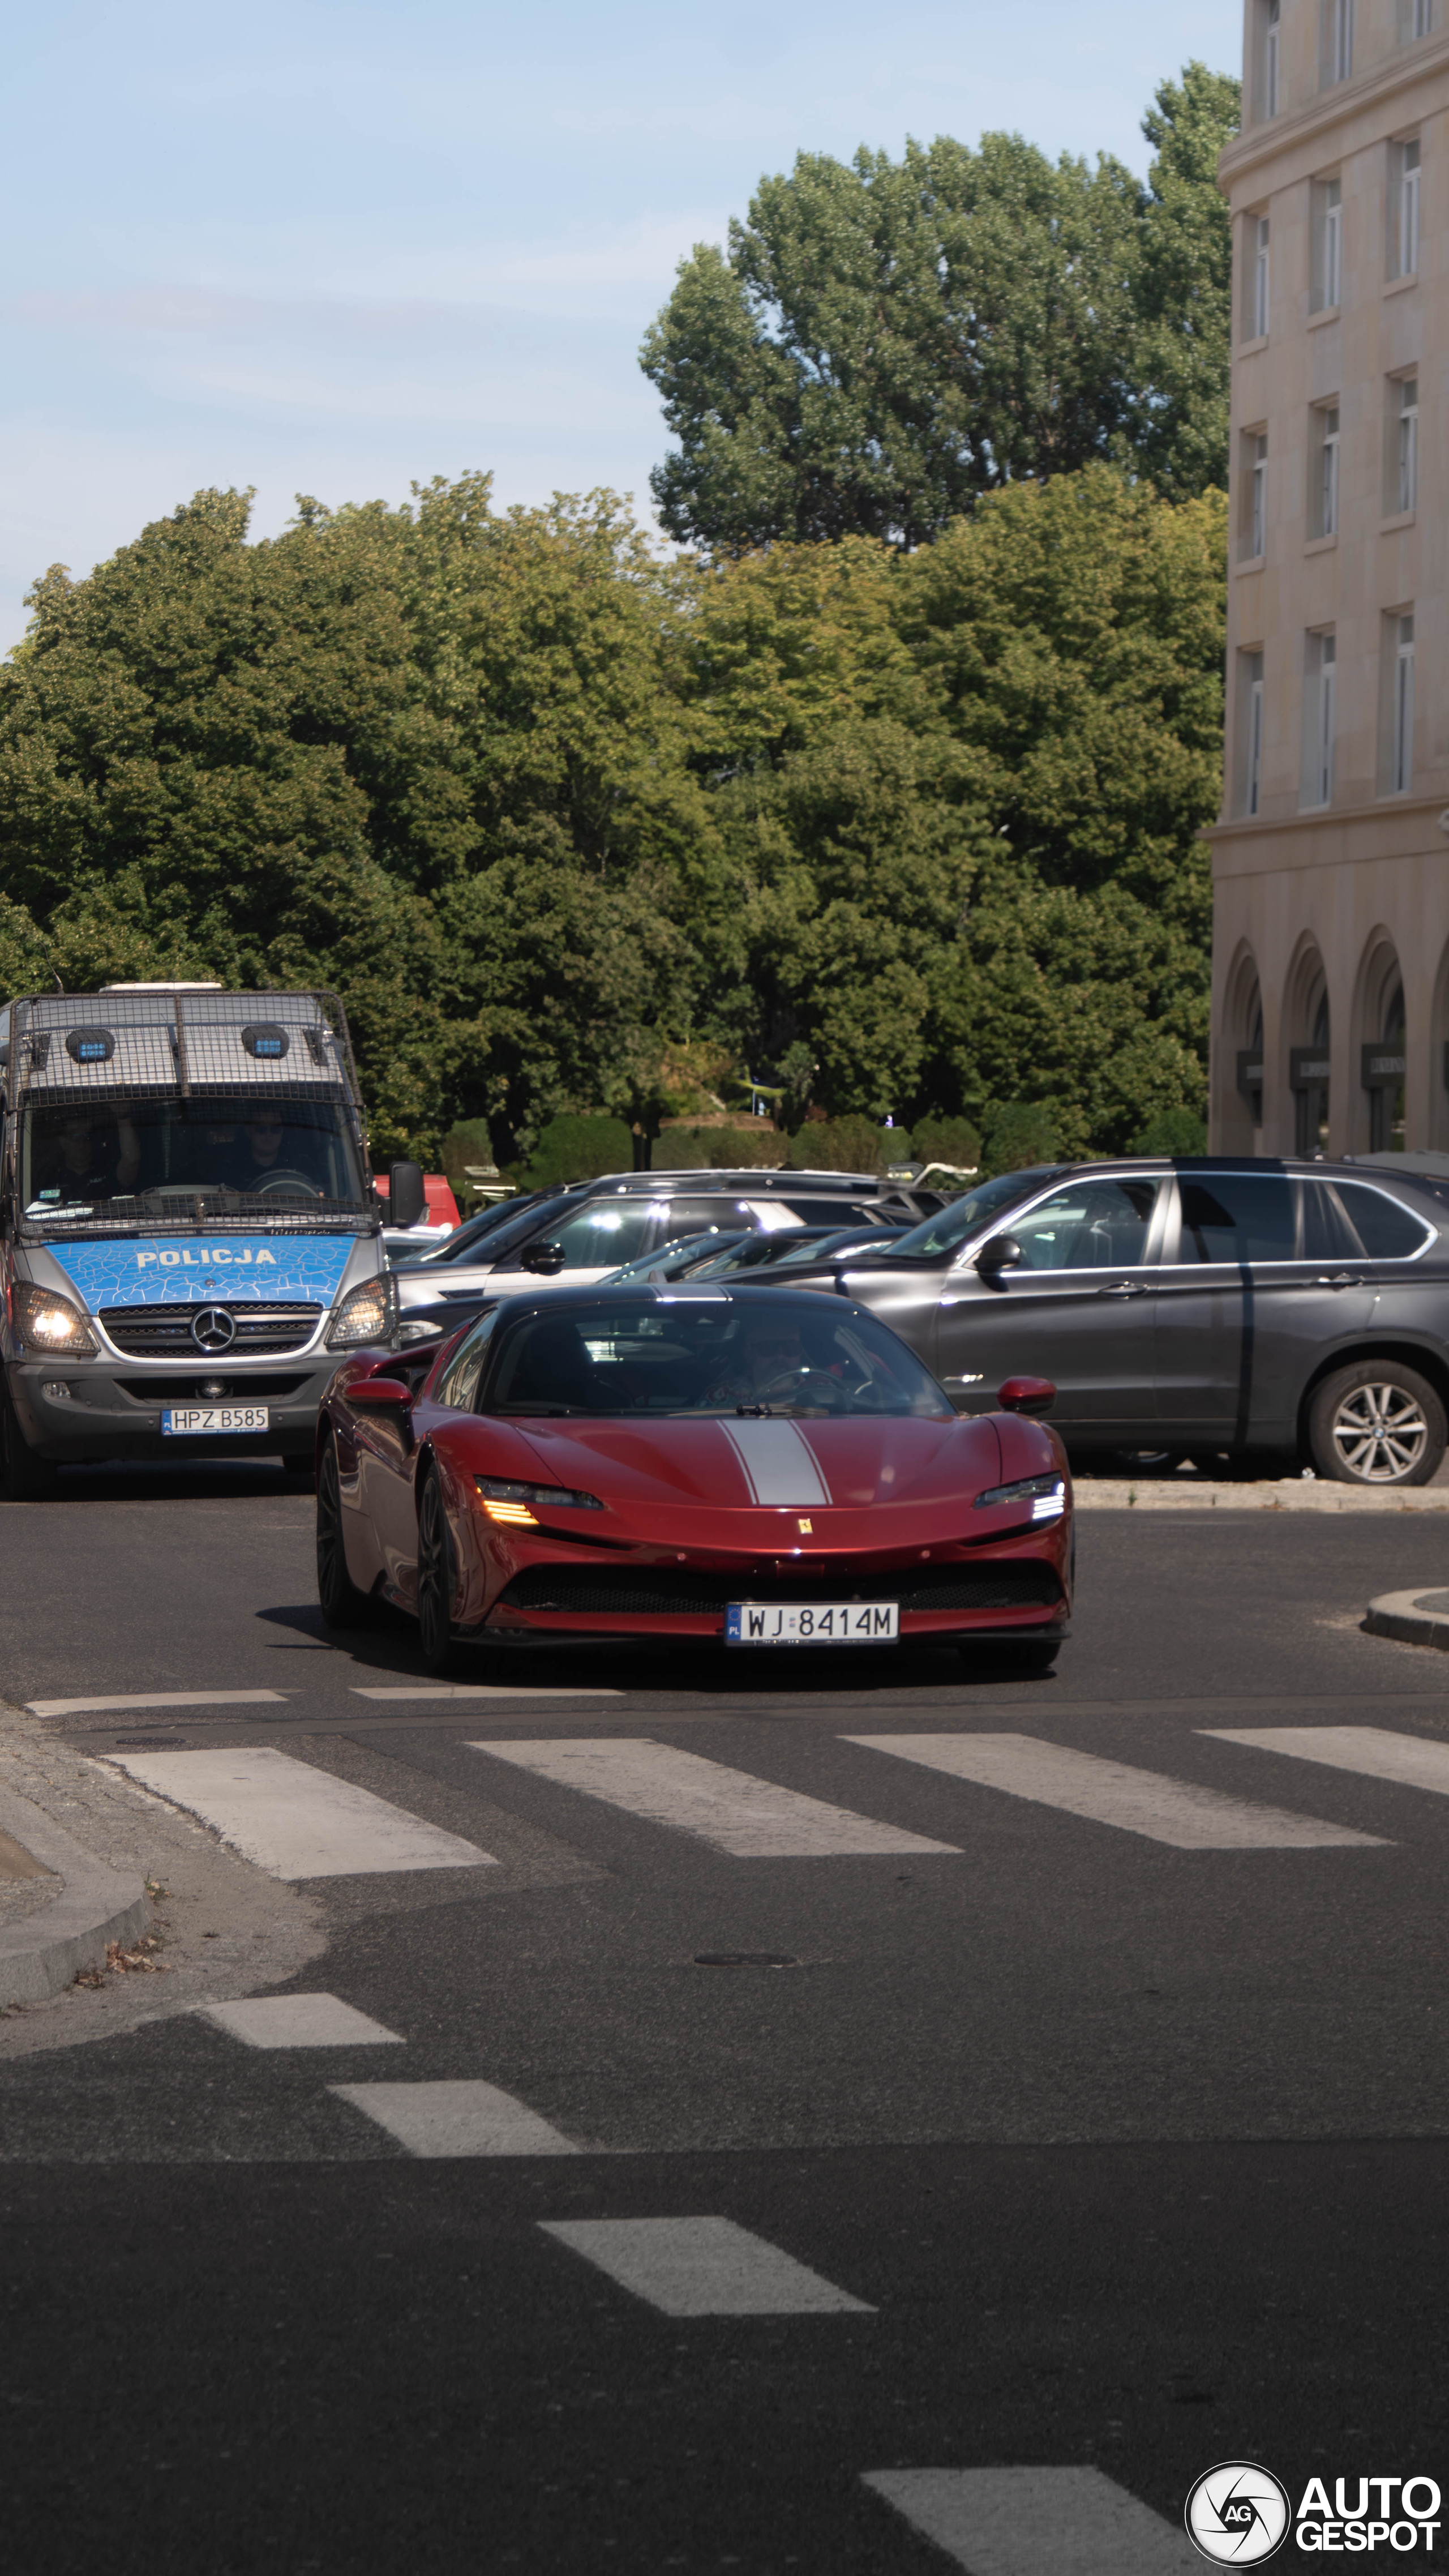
(0, 1698, 324, 2050)
(1072, 1462, 1449, 1512)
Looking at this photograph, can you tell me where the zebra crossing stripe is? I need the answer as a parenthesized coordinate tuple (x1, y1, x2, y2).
(108, 1745, 496, 1878)
(204, 1994, 403, 2049)
(861, 2467, 1198, 2573)
(843, 1734, 1386, 1850)
(1204, 1724, 1449, 1798)
(539, 2216, 872, 2316)
(468, 1738, 958, 1857)
(331, 2080, 579, 2156)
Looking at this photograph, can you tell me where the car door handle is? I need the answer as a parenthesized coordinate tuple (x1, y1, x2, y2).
(1315, 1273, 1360, 1289)
(1097, 1280, 1147, 1298)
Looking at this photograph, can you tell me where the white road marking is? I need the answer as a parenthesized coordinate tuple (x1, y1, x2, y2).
(844, 1734, 1386, 1850)
(28, 1691, 289, 1718)
(539, 2217, 871, 2315)
(350, 1684, 620, 1701)
(719, 1418, 830, 1506)
(863, 2467, 1198, 2573)
(1205, 1724, 1449, 1799)
(107, 1745, 496, 1879)
(204, 1993, 404, 2048)
(332, 2079, 578, 2156)
(468, 1738, 958, 1857)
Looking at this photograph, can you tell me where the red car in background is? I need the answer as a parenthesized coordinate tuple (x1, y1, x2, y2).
(315, 1287, 1071, 1675)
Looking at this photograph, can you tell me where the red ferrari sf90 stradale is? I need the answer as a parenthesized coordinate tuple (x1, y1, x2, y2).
(315, 1287, 1072, 1674)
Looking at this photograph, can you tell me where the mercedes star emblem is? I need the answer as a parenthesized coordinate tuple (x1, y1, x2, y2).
(191, 1304, 237, 1354)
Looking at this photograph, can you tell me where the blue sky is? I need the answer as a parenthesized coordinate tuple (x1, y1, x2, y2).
(1, 0, 1242, 653)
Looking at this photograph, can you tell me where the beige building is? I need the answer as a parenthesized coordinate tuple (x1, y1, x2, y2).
(1211, 0, 1449, 1156)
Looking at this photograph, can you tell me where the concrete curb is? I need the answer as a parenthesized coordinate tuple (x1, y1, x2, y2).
(0, 1782, 151, 2007)
(1074, 1481, 1449, 1512)
(1364, 1588, 1449, 1651)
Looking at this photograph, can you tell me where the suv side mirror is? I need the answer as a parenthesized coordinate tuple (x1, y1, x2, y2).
(998, 1375, 1056, 1417)
(976, 1233, 1023, 1279)
(521, 1240, 567, 1276)
(388, 1161, 427, 1230)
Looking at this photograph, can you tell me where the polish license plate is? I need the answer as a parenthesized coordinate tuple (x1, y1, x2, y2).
(725, 1602, 899, 1646)
(161, 1406, 270, 1436)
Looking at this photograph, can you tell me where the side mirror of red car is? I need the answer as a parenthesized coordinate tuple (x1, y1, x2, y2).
(349, 1377, 413, 1408)
(998, 1376, 1056, 1417)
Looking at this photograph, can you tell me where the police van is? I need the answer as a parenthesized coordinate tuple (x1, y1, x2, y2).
(0, 985, 423, 1497)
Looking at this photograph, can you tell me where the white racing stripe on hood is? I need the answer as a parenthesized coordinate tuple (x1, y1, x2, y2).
(720, 1418, 830, 1507)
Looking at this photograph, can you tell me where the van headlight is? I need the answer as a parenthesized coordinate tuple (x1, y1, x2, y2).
(326, 1274, 397, 1350)
(974, 1472, 1065, 1523)
(12, 1282, 97, 1357)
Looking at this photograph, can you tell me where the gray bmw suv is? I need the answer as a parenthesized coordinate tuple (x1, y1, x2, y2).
(760, 1157, 1449, 1486)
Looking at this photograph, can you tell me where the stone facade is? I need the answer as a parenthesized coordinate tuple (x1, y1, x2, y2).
(1211, 0, 1449, 1154)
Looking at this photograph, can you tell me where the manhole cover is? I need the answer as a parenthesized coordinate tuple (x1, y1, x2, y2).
(693, 1952, 800, 1969)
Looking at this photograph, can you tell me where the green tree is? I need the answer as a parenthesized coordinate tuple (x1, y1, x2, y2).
(1129, 63, 1242, 498)
(642, 132, 1143, 551)
(640, 62, 1238, 552)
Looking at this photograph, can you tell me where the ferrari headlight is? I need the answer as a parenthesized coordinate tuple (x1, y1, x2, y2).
(12, 1282, 97, 1357)
(974, 1472, 1065, 1523)
(326, 1274, 398, 1350)
(475, 1476, 603, 1526)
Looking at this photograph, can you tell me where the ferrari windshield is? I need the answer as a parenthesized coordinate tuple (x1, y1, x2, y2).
(21, 1096, 366, 1221)
(482, 1293, 953, 1419)
(875, 1169, 1057, 1260)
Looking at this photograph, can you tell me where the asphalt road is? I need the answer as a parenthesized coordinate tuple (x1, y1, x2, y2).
(3, 1458, 1449, 2573)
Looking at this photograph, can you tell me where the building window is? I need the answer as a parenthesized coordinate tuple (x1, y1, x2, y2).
(1324, 0, 1355, 84)
(1264, 0, 1281, 114)
(1305, 632, 1337, 807)
(1401, 0, 1434, 39)
(1245, 214, 1272, 340)
(1391, 139, 1421, 277)
(1242, 429, 1269, 558)
(1397, 375, 1419, 511)
(1386, 613, 1416, 793)
(1243, 652, 1266, 816)
(1312, 177, 1343, 312)
(1312, 405, 1341, 537)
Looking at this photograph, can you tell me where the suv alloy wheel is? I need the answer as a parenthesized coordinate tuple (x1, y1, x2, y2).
(1307, 1359, 1447, 1486)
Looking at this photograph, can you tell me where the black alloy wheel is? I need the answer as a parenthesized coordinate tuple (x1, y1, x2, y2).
(315, 1434, 380, 1627)
(1, 1388, 59, 1502)
(416, 1467, 459, 1675)
(1307, 1359, 1447, 1487)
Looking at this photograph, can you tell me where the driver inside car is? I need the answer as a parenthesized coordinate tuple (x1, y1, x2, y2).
(706, 1313, 825, 1409)
(209, 1118, 318, 1195)
(35, 1112, 142, 1204)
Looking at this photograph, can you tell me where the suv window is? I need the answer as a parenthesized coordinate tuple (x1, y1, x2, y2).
(534, 1202, 660, 1269)
(1009, 1179, 1161, 1272)
(1302, 1182, 1362, 1263)
(1176, 1174, 1294, 1263)
(655, 1197, 757, 1242)
(1335, 1183, 1433, 1260)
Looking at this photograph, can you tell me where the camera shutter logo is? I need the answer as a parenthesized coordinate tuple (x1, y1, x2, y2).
(190, 1306, 237, 1355)
(1186, 2462, 1291, 2564)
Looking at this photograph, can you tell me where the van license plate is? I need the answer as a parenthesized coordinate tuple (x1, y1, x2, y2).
(162, 1407, 270, 1435)
(725, 1602, 898, 1645)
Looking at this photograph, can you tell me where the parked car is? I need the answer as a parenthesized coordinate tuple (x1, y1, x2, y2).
(745, 1157, 1449, 1487)
(392, 1167, 932, 1340)
(316, 1286, 1071, 1673)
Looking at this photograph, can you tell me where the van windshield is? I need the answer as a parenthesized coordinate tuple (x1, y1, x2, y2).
(21, 1096, 367, 1224)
